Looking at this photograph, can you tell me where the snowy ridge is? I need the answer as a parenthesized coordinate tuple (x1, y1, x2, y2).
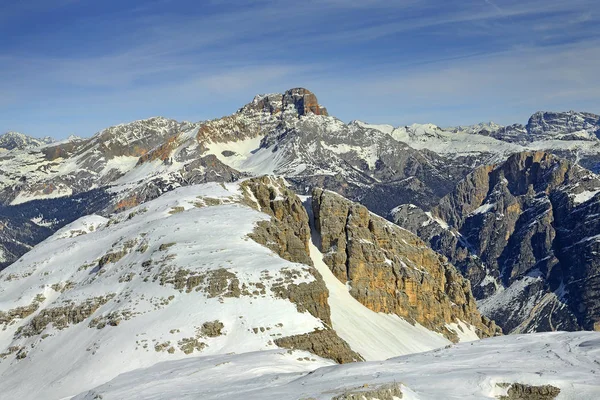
(0, 182, 329, 399)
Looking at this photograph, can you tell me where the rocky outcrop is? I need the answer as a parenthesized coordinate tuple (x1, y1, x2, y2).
(332, 382, 404, 400)
(312, 188, 500, 341)
(242, 177, 333, 330)
(393, 151, 600, 333)
(245, 88, 328, 117)
(242, 176, 313, 266)
(282, 88, 328, 116)
(497, 383, 561, 400)
(274, 329, 363, 364)
(15, 295, 115, 339)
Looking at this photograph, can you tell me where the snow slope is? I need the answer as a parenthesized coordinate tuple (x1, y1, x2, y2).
(0, 179, 472, 399)
(0, 182, 329, 399)
(74, 331, 600, 399)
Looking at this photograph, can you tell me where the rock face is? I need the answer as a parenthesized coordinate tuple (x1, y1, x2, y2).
(526, 111, 600, 141)
(282, 88, 328, 116)
(246, 88, 328, 117)
(312, 188, 500, 341)
(242, 176, 312, 266)
(241, 176, 367, 360)
(273, 329, 363, 364)
(393, 151, 600, 333)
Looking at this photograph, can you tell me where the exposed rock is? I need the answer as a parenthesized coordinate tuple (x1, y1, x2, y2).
(15, 295, 115, 338)
(271, 277, 332, 327)
(177, 337, 207, 355)
(200, 320, 224, 337)
(242, 176, 312, 266)
(312, 188, 500, 340)
(526, 111, 600, 141)
(243, 176, 332, 326)
(497, 382, 561, 400)
(394, 151, 600, 333)
(245, 88, 328, 117)
(282, 88, 328, 117)
(274, 329, 363, 364)
(0, 302, 40, 329)
(332, 382, 404, 400)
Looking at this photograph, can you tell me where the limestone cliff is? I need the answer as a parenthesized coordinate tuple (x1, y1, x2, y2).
(312, 188, 500, 341)
(241, 177, 362, 361)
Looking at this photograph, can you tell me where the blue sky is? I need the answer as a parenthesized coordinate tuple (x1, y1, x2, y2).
(1, 0, 599, 139)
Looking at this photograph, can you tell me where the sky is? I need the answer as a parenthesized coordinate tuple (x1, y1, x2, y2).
(1, 0, 599, 139)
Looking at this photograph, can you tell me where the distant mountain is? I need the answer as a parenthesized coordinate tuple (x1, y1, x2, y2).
(448, 111, 600, 144)
(393, 151, 600, 333)
(0, 89, 473, 267)
(0, 132, 54, 151)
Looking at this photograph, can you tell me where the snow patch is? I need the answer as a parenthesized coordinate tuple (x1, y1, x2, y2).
(471, 203, 495, 215)
(572, 189, 600, 205)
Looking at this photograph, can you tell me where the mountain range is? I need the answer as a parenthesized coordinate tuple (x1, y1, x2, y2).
(1, 88, 599, 399)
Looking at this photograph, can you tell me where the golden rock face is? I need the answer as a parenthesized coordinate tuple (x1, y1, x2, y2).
(312, 188, 501, 341)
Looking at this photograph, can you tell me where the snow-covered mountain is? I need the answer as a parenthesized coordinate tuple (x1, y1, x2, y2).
(0, 89, 472, 268)
(360, 111, 600, 173)
(1, 87, 600, 399)
(0, 177, 490, 399)
(0, 132, 54, 151)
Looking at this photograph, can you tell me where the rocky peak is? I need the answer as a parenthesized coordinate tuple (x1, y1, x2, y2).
(282, 88, 328, 117)
(0, 131, 55, 150)
(243, 88, 328, 118)
(490, 151, 577, 196)
(526, 111, 600, 140)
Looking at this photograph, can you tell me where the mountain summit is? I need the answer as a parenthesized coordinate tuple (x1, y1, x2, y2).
(243, 87, 328, 117)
